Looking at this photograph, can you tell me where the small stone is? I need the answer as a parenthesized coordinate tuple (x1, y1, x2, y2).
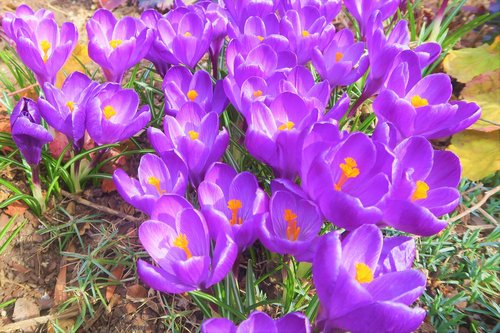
(12, 298, 40, 321)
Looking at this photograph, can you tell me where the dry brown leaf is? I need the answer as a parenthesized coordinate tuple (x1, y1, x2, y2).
(4, 201, 28, 217)
(105, 265, 125, 302)
(126, 284, 148, 302)
(54, 241, 76, 306)
(101, 179, 117, 193)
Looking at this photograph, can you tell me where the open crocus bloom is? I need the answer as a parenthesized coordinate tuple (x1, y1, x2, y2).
(313, 225, 426, 333)
(202, 311, 311, 333)
(245, 92, 319, 179)
(148, 103, 229, 186)
(259, 189, 323, 262)
(383, 136, 461, 236)
(162, 66, 227, 116)
(2, 4, 54, 41)
(198, 163, 268, 251)
(11, 17, 77, 86)
(312, 28, 369, 87)
(10, 98, 53, 165)
(86, 83, 151, 145)
(374, 73, 481, 141)
(303, 132, 393, 230)
(113, 152, 188, 215)
(137, 195, 237, 293)
(87, 9, 153, 83)
(39, 71, 98, 149)
(156, 6, 213, 68)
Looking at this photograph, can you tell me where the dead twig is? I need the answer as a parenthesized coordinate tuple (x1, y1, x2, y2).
(61, 190, 142, 223)
(449, 185, 500, 224)
(0, 305, 79, 332)
(6, 83, 39, 97)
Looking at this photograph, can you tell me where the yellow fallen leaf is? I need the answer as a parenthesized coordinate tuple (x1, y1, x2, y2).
(461, 69, 500, 132)
(56, 44, 92, 88)
(448, 130, 500, 181)
(443, 36, 500, 83)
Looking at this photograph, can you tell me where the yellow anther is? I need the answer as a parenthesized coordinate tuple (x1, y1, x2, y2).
(66, 101, 75, 112)
(187, 89, 198, 101)
(355, 262, 374, 284)
(334, 157, 360, 191)
(109, 39, 122, 49)
(173, 234, 192, 259)
(148, 176, 165, 195)
(411, 180, 429, 201)
(278, 121, 295, 131)
(40, 39, 51, 63)
(257, 35, 264, 41)
(227, 199, 243, 226)
(302, 30, 310, 37)
(335, 52, 344, 62)
(184, 31, 192, 37)
(188, 130, 199, 140)
(284, 209, 300, 241)
(253, 90, 263, 98)
(411, 95, 429, 108)
(103, 105, 117, 120)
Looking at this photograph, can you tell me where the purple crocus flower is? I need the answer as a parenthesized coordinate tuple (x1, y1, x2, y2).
(280, 0, 342, 22)
(163, 66, 227, 116)
(38, 71, 98, 150)
(374, 73, 481, 140)
(198, 163, 268, 251)
(140, 9, 170, 77)
(10, 17, 77, 86)
(280, 8, 333, 64)
(383, 136, 461, 236)
(245, 92, 319, 179)
(222, 0, 279, 33)
(259, 189, 323, 262)
(375, 236, 416, 277)
(156, 7, 213, 68)
(313, 225, 426, 333)
(86, 9, 153, 82)
(2, 4, 54, 41)
(148, 103, 229, 186)
(113, 152, 188, 215)
(344, 0, 399, 36)
(10, 98, 53, 165)
(86, 83, 151, 145)
(302, 131, 393, 230)
(237, 14, 289, 51)
(137, 194, 238, 293)
(205, 2, 229, 75)
(312, 28, 369, 87)
(202, 311, 311, 333)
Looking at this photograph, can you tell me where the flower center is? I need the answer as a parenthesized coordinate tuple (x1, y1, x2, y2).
(103, 105, 117, 120)
(173, 233, 192, 259)
(257, 35, 264, 41)
(335, 52, 344, 62)
(301, 30, 310, 37)
(40, 39, 51, 63)
(284, 209, 300, 241)
(109, 39, 122, 49)
(355, 262, 374, 284)
(278, 121, 295, 131)
(187, 89, 198, 101)
(253, 90, 263, 98)
(411, 180, 429, 201)
(227, 199, 243, 226)
(411, 95, 429, 108)
(66, 101, 75, 112)
(334, 157, 360, 191)
(184, 31, 192, 37)
(148, 176, 165, 195)
(188, 130, 199, 140)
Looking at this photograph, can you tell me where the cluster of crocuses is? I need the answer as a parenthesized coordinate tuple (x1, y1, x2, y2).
(4, 1, 481, 332)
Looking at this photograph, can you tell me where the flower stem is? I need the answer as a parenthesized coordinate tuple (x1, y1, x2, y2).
(30, 164, 45, 212)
